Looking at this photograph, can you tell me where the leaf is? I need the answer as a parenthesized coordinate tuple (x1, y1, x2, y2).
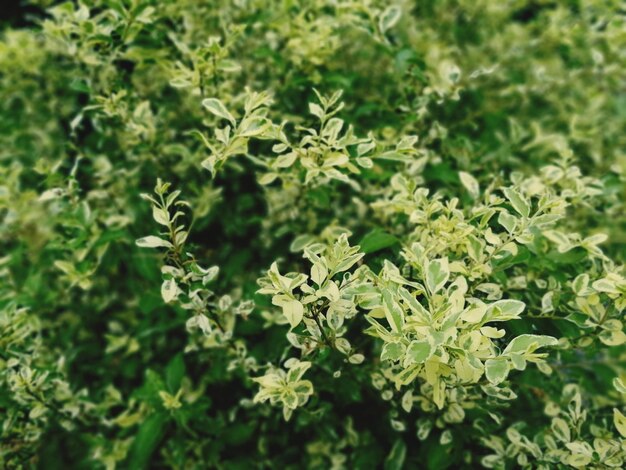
(127, 412, 168, 469)
(405, 340, 433, 364)
(384, 438, 406, 470)
(136, 236, 173, 249)
(461, 306, 486, 324)
(486, 299, 525, 321)
(309, 102, 324, 119)
(503, 187, 530, 217)
(398, 287, 430, 324)
(282, 388, 298, 409)
(379, 6, 402, 35)
(323, 118, 343, 141)
(498, 211, 517, 233)
(311, 262, 328, 286)
(503, 334, 558, 355)
(599, 329, 626, 346)
(275, 152, 297, 168)
(239, 117, 269, 137)
(152, 206, 169, 226)
(592, 278, 619, 295)
(426, 258, 449, 295)
(382, 289, 405, 332)
(202, 98, 236, 125)
(426, 436, 453, 470)
(286, 360, 311, 382)
(614, 408, 626, 438)
(202, 266, 219, 285)
(381, 342, 405, 362)
(459, 171, 479, 198)
(359, 229, 399, 254)
(485, 358, 510, 385)
(161, 279, 178, 303)
(614, 377, 626, 394)
(551, 417, 571, 442)
(165, 353, 185, 393)
(39, 188, 65, 201)
(572, 273, 589, 295)
(282, 299, 304, 329)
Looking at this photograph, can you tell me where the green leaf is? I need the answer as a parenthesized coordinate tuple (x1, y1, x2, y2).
(486, 299, 525, 321)
(311, 262, 328, 286)
(381, 342, 406, 362)
(426, 435, 454, 470)
(485, 358, 510, 385)
(551, 417, 571, 442)
(459, 171, 480, 198)
(136, 236, 173, 249)
(498, 211, 517, 233)
(165, 353, 185, 393)
(161, 279, 178, 303)
(382, 289, 405, 332)
(614, 377, 626, 394)
(127, 412, 168, 470)
(359, 229, 399, 254)
(614, 408, 626, 438)
(426, 258, 449, 295)
(282, 298, 304, 329)
(282, 388, 298, 409)
(502, 187, 530, 217)
(398, 287, 430, 324)
(572, 273, 589, 295)
(384, 438, 406, 470)
(309, 102, 324, 119)
(202, 98, 236, 126)
(405, 339, 433, 364)
(379, 6, 402, 35)
(152, 206, 169, 226)
(380, 343, 406, 362)
(503, 334, 558, 355)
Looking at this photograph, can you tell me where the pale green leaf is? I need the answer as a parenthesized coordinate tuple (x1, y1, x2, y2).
(426, 258, 449, 295)
(405, 340, 433, 365)
(202, 98, 236, 125)
(459, 171, 479, 198)
(485, 358, 510, 385)
(379, 6, 402, 34)
(503, 334, 558, 355)
(503, 187, 530, 217)
(282, 299, 304, 329)
(161, 279, 178, 303)
(136, 236, 173, 249)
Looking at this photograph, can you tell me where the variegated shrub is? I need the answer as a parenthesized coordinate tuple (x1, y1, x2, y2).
(1, 1, 625, 469)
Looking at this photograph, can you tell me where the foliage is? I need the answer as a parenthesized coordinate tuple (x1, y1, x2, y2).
(1, 0, 625, 468)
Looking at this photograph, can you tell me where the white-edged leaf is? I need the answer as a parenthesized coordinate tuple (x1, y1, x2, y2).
(379, 5, 402, 34)
(614, 408, 626, 438)
(503, 187, 530, 217)
(426, 258, 449, 295)
(485, 358, 510, 385)
(136, 236, 173, 249)
(405, 340, 433, 365)
(486, 299, 525, 321)
(161, 279, 178, 303)
(459, 171, 479, 198)
(309, 102, 324, 119)
(152, 206, 169, 226)
(202, 98, 236, 125)
(382, 289, 405, 332)
(503, 334, 558, 355)
(282, 299, 304, 329)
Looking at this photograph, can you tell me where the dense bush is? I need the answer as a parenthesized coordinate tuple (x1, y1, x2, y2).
(1, 0, 626, 468)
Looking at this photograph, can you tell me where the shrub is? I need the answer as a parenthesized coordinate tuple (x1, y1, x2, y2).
(1, 1, 625, 469)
